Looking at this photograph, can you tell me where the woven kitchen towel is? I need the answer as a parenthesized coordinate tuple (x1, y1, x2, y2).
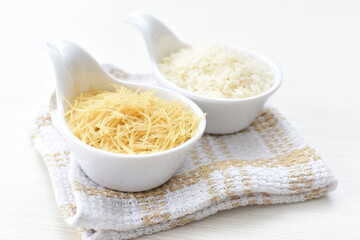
(30, 66, 337, 240)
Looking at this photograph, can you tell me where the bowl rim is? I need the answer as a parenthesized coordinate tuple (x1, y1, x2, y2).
(154, 47, 282, 103)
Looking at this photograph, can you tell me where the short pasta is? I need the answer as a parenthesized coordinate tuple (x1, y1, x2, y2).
(65, 86, 201, 154)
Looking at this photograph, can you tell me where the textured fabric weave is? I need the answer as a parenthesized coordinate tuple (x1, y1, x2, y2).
(30, 66, 337, 240)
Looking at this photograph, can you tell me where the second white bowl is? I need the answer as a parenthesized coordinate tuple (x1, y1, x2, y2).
(124, 12, 282, 134)
(154, 48, 282, 134)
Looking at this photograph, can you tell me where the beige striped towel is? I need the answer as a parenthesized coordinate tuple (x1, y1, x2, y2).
(29, 66, 337, 240)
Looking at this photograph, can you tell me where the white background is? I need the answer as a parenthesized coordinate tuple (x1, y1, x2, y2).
(0, 0, 359, 239)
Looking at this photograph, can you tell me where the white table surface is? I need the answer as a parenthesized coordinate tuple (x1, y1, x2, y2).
(1, 0, 359, 239)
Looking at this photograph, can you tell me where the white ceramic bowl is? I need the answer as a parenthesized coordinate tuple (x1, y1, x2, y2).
(153, 48, 282, 134)
(125, 12, 282, 134)
(46, 40, 206, 192)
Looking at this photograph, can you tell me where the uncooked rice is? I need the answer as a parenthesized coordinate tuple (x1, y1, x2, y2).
(158, 44, 274, 99)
